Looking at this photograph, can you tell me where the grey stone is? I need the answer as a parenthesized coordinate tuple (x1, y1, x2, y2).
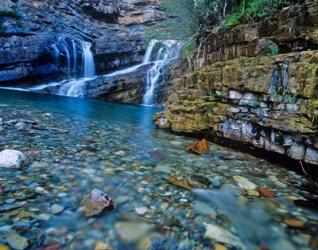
(305, 147, 318, 165)
(287, 144, 305, 160)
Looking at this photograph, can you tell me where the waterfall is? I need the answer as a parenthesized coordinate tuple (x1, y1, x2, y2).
(58, 37, 71, 78)
(81, 41, 95, 78)
(105, 40, 159, 78)
(143, 40, 183, 106)
(143, 40, 158, 63)
(57, 40, 96, 97)
(72, 40, 78, 78)
(2, 36, 181, 103)
(52, 44, 60, 63)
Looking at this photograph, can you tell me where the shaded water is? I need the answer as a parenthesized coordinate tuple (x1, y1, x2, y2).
(0, 90, 317, 250)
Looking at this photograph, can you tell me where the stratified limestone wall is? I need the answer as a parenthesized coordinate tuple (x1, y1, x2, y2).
(154, 0, 318, 166)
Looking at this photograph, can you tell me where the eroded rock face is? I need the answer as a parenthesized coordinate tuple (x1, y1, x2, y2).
(154, 0, 318, 166)
(81, 0, 120, 23)
(0, 0, 166, 85)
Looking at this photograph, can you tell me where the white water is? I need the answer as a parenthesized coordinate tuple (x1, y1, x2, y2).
(143, 40, 183, 105)
(1, 38, 181, 103)
(58, 41, 96, 97)
(81, 41, 95, 78)
(143, 40, 158, 64)
(105, 40, 158, 78)
(72, 40, 78, 78)
(102, 39, 183, 105)
(58, 37, 71, 78)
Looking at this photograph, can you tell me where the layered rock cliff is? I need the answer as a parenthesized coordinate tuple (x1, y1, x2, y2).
(154, 0, 318, 166)
(0, 0, 165, 85)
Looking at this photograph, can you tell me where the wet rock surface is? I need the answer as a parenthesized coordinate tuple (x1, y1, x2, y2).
(154, 0, 318, 166)
(0, 0, 166, 84)
(0, 90, 317, 249)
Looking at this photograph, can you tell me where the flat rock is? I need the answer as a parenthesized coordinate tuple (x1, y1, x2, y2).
(115, 221, 153, 243)
(233, 176, 257, 190)
(258, 188, 275, 198)
(167, 175, 192, 190)
(6, 231, 29, 250)
(204, 223, 243, 248)
(94, 241, 112, 250)
(0, 150, 28, 168)
(246, 189, 259, 197)
(283, 217, 305, 229)
(51, 204, 64, 214)
(135, 207, 148, 216)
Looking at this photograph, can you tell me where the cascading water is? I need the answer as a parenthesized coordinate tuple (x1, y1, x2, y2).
(58, 41, 96, 97)
(143, 40, 183, 106)
(58, 37, 71, 78)
(72, 39, 78, 78)
(143, 40, 158, 64)
(81, 41, 95, 78)
(1, 37, 180, 103)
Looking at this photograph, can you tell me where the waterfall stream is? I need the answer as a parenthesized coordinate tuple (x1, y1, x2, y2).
(58, 41, 96, 97)
(72, 39, 78, 78)
(58, 37, 72, 78)
(143, 40, 183, 106)
(1, 37, 182, 103)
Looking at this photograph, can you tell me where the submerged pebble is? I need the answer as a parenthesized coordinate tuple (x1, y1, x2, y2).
(0, 96, 316, 250)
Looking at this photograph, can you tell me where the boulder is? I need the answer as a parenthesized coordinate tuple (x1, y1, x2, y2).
(0, 150, 28, 168)
(80, 188, 114, 217)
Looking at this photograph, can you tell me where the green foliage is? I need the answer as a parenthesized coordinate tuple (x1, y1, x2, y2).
(145, 0, 296, 56)
(283, 93, 297, 103)
(206, 102, 216, 114)
(181, 40, 196, 58)
(267, 43, 279, 56)
(269, 87, 278, 97)
(252, 98, 261, 108)
(221, 0, 295, 31)
(220, 11, 241, 31)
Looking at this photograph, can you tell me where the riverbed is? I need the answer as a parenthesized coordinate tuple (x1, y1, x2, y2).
(0, 89, 317, 250)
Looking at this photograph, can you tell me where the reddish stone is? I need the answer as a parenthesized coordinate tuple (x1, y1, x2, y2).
(92, 223, 102, 230)
(258, 188, 275, 198)
(28, 150, 41, 157)
(42, 243, 61, 250)
(187, 139, 209, 155)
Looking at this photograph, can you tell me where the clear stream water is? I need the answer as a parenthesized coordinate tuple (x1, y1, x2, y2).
(0, 89, 317, 250)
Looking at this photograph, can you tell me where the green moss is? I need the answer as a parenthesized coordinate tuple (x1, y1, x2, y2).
(220, 11, 241, 32)
(269, 87, 278, 97)
(252, 98, 261, 108)
(181, 40, 196, 58)
(267, 43, 279, 56)
(307, 99, 318, 125)
(283, 93, 297, 103)
(220, 0, 296, 31)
